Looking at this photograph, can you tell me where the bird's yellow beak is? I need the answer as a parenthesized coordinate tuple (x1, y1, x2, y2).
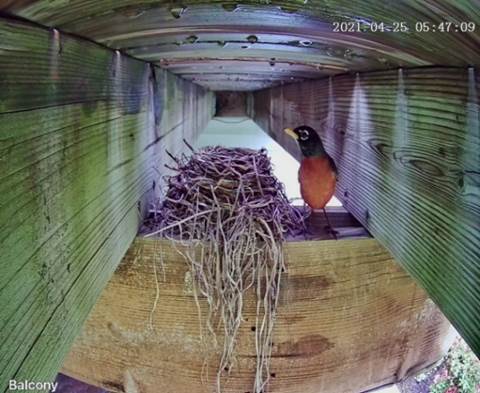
(284, 128, 298, 140)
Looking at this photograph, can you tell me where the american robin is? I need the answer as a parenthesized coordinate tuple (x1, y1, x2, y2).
(284, 125, 338, 239)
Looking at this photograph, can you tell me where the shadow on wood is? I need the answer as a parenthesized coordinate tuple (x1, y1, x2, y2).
(62, 237, 453, 393)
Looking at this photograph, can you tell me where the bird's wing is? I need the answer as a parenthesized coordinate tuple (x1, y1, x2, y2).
(327, 154, 338, 179)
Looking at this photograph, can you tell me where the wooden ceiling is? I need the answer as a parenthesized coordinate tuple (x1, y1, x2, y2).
(1, 1, 480, 91)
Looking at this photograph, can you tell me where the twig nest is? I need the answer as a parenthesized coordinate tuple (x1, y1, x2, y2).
(143, 145, 305, 393)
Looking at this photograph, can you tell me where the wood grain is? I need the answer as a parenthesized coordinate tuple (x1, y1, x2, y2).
(253, 67, 480, 356)
(62, 238, 453, 393)
(1, 1, 479, 90)
(0, 16, 214, 392)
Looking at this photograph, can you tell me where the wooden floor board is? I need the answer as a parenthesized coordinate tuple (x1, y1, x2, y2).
(62, 238, 453, 393)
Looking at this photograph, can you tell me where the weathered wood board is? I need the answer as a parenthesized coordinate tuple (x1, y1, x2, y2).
(2, 1, 479, 91)
(62, 238, 453, 393)
(253, 67, 480, 356)
(0, 16, 214, 392)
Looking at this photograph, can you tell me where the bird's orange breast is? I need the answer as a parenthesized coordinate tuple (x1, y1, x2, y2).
(299, 156, 336, 209)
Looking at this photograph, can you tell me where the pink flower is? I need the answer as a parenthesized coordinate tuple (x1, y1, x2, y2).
(433, 368, 449, 383)
(445, 387, 458, 393)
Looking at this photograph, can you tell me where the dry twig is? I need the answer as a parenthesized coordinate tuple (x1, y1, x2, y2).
(142, 145, 305, 393)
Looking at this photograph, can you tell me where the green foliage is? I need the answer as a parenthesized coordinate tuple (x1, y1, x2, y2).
(450, 340, 480, 392)
(429, 339, 480, 393)
(430, 380, 452, 393)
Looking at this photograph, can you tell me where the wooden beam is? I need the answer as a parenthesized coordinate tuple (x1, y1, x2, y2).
(62, 237, 452, 393)
(2, 1, 479, 91)
(0, 16, 214, 392)
(253, 66, 480, 356)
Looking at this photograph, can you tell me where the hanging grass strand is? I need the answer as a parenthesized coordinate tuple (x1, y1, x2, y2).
(142, 145, 305, 393)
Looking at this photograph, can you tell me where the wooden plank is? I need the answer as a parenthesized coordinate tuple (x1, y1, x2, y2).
(252, 67, 480, 356)
(62, 237, 453, 393)
(1, 1, 479, 91)
(215, 92, 247, 116)
(0, 19, 147, 113)
(0, 16, 214, 392)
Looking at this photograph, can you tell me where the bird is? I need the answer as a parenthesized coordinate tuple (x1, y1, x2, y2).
(284, 125, 338, 239)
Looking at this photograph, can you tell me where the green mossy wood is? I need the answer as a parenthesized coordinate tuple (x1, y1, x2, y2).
(0, 17, 214, 392)
(0, 0, 479, 390)
(253, 67, 480, 356)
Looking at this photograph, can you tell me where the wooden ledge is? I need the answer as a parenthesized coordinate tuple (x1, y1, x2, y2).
(62, 237, 452, 393)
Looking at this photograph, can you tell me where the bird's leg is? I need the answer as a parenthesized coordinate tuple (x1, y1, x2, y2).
(303, 202, 311, 240)
(322, 208, 337, 240)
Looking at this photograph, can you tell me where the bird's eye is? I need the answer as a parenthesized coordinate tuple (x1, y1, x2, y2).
(299, 130, 309, 140)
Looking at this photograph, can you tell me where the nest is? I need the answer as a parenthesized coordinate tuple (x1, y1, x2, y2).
(143, 143, 304, 393)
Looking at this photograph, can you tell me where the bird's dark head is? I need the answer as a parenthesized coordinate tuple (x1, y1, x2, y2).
(284, 125, 326, 157)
